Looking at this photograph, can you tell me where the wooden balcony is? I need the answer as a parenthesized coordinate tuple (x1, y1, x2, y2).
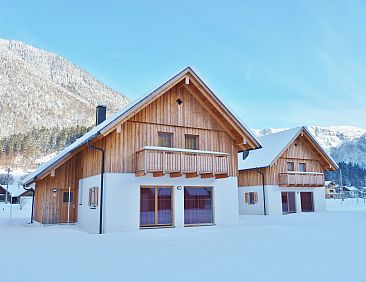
(135, 146, 229, 179)
(279, 172, 325, 187)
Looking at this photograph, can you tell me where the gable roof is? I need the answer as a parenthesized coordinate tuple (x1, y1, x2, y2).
(238, 126, 338, 171)
(22, 67, 261, 186)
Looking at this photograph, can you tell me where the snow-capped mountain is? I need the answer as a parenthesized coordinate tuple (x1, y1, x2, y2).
(0, 39, 130, 137)
(253, 126, 366, 167)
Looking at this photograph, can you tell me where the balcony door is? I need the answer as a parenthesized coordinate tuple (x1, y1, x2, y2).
(281, 192, 296, 214)
(140, 187, 173, 227)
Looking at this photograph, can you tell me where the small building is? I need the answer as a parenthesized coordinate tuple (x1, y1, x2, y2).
(358, 187, 366, 198)
(238, 126, 338, 215)
(3, 184, 34, 208)
(325, 181, 341, 199)
(0, 185, 11, 203)
(342, 186, 359, 198)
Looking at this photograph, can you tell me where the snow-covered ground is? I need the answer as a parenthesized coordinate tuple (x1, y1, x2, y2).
(0, 199, 365, 282)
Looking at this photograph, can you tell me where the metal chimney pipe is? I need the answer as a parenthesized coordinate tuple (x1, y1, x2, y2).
(96, 105, 107, 125)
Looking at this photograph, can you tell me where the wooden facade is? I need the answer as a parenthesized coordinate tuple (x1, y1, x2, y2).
(238, 132, 335, 187)
(31, 69, 257, 224)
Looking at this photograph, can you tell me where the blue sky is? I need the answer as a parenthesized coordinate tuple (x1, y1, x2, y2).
(1, 0, 365, 129)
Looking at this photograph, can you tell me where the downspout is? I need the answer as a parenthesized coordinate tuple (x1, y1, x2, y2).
(256, 170, 267, 215)
(87, 139, 105, 235)
(22, 185, 35, 223)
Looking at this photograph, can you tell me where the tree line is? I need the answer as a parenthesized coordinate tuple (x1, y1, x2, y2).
(325, 162, 366, 188)
(0, 125, 91, 167)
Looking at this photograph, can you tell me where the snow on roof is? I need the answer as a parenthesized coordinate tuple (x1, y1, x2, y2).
(2, 184, 29, 197)
(238, 126, 338, 171)
(238, 127, 303, 170)
(343, 186, 359, 191)
(22, 67, 260, 185)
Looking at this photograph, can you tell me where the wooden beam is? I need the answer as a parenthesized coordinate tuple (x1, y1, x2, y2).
(135, 171, 146, 177)
(153, 171, 164, 177)
(215, 173, 228, 179)
(169, 172, 182, 178)
(116, 124, 121, 134)
(201, 173, 214, 179)
(185, 172, 198, 178)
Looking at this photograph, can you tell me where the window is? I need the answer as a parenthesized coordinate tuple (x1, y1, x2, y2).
(299, 163, 306, 172)
(245, 192, 258, 205)
(140, 187, 173, 227)
(158, 132, 173, 148)
(184, 187, 213, 225)
(287, 162, 295, 171)
(88, 187, 99, 208)
(63, 191, 74, 203)
(185, 134, 199, 150)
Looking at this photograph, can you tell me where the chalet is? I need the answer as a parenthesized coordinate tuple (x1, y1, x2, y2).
(238, 127, 338, 215)
(21, 67, 261, 233)
(325, 181, 341, 199)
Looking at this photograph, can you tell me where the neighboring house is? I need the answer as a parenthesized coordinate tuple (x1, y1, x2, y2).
(238, 127, 338, 215)
(358, 187, 366, 198)
(0, 185, 11, 203)
(21, 67, 261, 233)
(342, 186, 359, 198)
(325, 181, 341, 199)
(2, 184, 34, 206)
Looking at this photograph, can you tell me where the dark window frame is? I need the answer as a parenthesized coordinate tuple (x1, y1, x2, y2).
(185, 134, 199, 150)
(158, 132, 173, 148)
(287, 162, 295, 171)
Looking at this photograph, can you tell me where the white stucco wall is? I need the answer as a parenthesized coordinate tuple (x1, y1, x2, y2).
(239, 185, 326, 215)
(77, 175, 101, 233)
(77, 173, 239, 233)
(238, 186, 265, 215)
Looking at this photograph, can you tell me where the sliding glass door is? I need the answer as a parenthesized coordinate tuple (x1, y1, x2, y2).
(184, 187, 213, 225)
(140, 187, 173, 227)
(281, 192, 296, 214)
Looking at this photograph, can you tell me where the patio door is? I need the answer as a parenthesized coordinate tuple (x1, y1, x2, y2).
(140, 187, 173, 227)
(281, 192, 296, 214)
(184, 187, 213, 225)
(300, 192, 314, 212)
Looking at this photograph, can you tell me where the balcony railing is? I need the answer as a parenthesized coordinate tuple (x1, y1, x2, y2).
(135, 146, 229, 178)
(279, 172, 325, 187)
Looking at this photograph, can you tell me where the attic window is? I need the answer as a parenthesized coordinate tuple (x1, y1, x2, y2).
(294, 143, 298, 147)
(176, 98, 183, 105)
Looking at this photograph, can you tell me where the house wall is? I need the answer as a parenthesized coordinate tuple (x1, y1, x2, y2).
(77, 84, 239, 178)
(238, 185, 326, 215)
(77, 173, 239, 233)
(33, 156, 79, 223)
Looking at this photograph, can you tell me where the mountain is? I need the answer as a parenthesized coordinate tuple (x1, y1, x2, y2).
(0, 39, 130, 138)
(253, 126, 366, 167)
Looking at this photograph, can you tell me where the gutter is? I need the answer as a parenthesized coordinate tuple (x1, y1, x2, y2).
(87, 139, 105, 235)
(256, 170, 267, 215)
(22, 185, 35, 223)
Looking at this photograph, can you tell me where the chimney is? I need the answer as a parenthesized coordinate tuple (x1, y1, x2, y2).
(96, 105, 107, 125)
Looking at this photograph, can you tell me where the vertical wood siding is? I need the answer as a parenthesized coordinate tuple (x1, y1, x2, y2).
(34, 83, 242, 223)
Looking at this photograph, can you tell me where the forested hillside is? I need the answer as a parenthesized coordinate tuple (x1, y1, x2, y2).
(0, 126, 91, 168)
